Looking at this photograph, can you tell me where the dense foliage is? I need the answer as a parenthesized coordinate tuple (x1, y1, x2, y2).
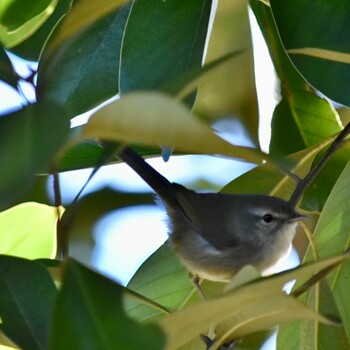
(0, 0, 350, 349)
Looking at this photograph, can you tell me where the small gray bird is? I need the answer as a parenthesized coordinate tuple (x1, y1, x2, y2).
(118, 147, 304, 282)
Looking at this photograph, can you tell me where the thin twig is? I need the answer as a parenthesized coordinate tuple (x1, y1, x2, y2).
(291, 261, 342, 298)
(53, 173, 68, 259)
(289, 122, 350, 207)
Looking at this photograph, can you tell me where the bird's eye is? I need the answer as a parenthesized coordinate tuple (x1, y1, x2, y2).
(262, 214, 274, 223)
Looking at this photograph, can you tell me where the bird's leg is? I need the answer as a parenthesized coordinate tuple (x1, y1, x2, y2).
(190, 273, 206, 300)
(200, 335, 240, 349)
(191, 275, 240, 349)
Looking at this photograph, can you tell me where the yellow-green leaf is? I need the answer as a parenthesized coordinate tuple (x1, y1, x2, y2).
(0, 0, 58, 48)
(0, 202, 62, 259)
(288, 47, 350, 65)
(82, 91, 265, 164)
(160, 252, 349, 349)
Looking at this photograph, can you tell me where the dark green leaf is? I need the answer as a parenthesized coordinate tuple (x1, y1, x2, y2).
(50, 259, 165, 350)
(303, 141, 350, 211)
(119, 0, 212, 93)
(0, 101, 69, 210)
(0, 255, 57, 350)
(270, 99, 306, 155)
(162, 50, 243, 99)
(271, 0, 350, 106)
(37, 4, 130, 117)
(56, 138, 113, 172)
(55, 135, 164, 173)
(0, 48, 18, 90)
(0, 0, 53, 30)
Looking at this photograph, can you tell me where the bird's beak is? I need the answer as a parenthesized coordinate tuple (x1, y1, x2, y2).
(290, 212, 307, 222)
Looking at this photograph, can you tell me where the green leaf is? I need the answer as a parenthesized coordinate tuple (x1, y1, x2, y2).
(277, 276, 349, 349)
(119, 0, 212, 93)
(303, 140, 350, 211)
(307, 161, 350, 262)
(194, 0, 259, 143)
(125, 244, 226, 330)
(0, 48, 17, 90)
(125, 244, 194, 323)
(10, 0, 72, 61)
(162, 50, 243, 101)
(57, 139, 113, 172)
(306, 160, 350, 341)
(37, 4, 130, 116)
(0, 255, 57, 350)
(251, 1, 350, 210)
(50, 259, 165, 350)
(42, 0, 128, 53)
(0, 101, 69, 210)
(277, 160, 350, 349)
(250, 0, 342, 157)
(270, 0, 350, 107)
(160, 253, 349, 349)
(0, 0, 58, 48)
(0, 340, 17, 349)
(270, 92, 341, 156)
(222, 139, 330, 204)
(81, 91, 265, 164)
(278, 278, 348, 349)
(0, 202, 60, 259)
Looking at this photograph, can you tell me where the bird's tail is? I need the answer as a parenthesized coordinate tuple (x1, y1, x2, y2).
(117, 146, 178, 206)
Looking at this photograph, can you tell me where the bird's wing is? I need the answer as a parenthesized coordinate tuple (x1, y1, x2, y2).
(173, 184, 242, 249)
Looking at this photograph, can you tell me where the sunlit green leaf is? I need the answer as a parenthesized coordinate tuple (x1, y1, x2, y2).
(0, 0, 58, 48)
(0, 329, 17, 349)
(82, 91, 265, 164)
(0, 202, 61, 259)
(0, 344, 17, 349)
(10, 0, 72, 61)
(161, 252, 349, 349)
